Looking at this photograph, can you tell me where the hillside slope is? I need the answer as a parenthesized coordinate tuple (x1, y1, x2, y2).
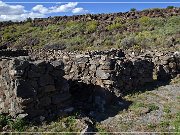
(0, 7, 180, 51)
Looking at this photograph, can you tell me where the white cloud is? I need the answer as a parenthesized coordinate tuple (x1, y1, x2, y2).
(0, 1, 25, 15)
(51, 2, 78, 12)
(72, 8, 88, 14)
(0, 1, 88, 22)
(0, 12, 45, 22)
(32, 2, 78, 13)
(0, 1, 44, 21)
(32, 5, 49, 14)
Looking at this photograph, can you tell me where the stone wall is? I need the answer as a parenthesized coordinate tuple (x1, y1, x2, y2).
(63, 53, 154, 112)
(0, 49, 179, 121)
(134, 50, 180, 81)
(30, 49, 180, 82)
(0, 57, 70, 121)
(29, 49, 154, 112)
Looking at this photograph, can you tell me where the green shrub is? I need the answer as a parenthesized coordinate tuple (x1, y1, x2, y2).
(9, 118, 27, 132)
(66, 21, 78, 27)
(0, 115, 9, 128)
(3, 33, 12, 40)
(66, 21, 85, 32)
(157, 16, 180, 36)
(120, 36, 136, 49)
(130, 8, 137, 12)
(135, 31, 154, 48)
(148, 103, 159, 111)
(167, 6, 174, 9)
(103, 39, 113, 46)
(114, 17, 123, 23)
(163, 106, 171, 113)
(149, 18, 166, 28)
(26, 17, 33, 22)
(1, 10, 179, 51)
(138, 16, 151, 26)
(133, 45, 142, 54)
(106, 23, 123, 31)
(86, 21, 98, 33)
(167, 16, 180, 26)
(0, 115, 27, 132)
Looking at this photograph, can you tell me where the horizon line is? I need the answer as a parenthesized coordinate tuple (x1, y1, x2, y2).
(4, 2, 180, 4)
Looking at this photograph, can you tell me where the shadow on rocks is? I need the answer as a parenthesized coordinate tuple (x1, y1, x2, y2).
(68, 80, 132, 122)
(122, 79, 171, 97)
(23, 79, 132, 132)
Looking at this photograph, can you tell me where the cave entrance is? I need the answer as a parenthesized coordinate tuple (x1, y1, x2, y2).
(68, 79, 117, 113)
(68, 80, 96, 112)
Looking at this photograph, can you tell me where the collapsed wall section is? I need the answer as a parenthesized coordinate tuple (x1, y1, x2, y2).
(153, 52, 180, 81)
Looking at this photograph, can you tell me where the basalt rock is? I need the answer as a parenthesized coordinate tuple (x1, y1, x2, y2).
(0, 49, 179, 121)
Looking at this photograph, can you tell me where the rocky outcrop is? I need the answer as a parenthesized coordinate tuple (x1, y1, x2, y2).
(0, 8, 179, 27)
(31, 8, 180, 27)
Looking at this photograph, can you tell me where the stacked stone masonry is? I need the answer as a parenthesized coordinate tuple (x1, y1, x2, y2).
(0, 49, 179, 121)
(0, 56, 70, 121)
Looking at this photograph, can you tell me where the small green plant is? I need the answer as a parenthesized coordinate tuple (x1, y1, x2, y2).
(106, 23, 123, 31)
(160, 121, 170, 128)
(26, 17, 33, 23)
(0, 115, 9, 128)
(61, 116, 78, 132)
(138, 16, 151, 26)
(8, 118, 27, 132)
(130, 102, 145, 110)
(120, 36, 136, 49)
(133, 45, 142, 54)
(130, 8, 137, 12)
(95, 123, 108, 135)
(147, 123, 156, 129)
(163, 106, 171, 113)
(171, 112, 180, 132)
(148, 103, 159, 111)
(103, 38, 113, 47)
(86, 21, 98, 33)
(0, 114, 27, 132)
(114, 17, 123, 23)
(167, 6, 174, 9)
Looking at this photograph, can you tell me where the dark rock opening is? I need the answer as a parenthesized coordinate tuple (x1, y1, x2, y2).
(68, 80, 117, 112)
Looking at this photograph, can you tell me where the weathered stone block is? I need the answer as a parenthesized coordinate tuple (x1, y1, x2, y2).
(96, 69, 110, 79)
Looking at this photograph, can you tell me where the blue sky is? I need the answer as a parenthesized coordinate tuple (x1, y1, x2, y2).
(0, 0, 180, 21)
